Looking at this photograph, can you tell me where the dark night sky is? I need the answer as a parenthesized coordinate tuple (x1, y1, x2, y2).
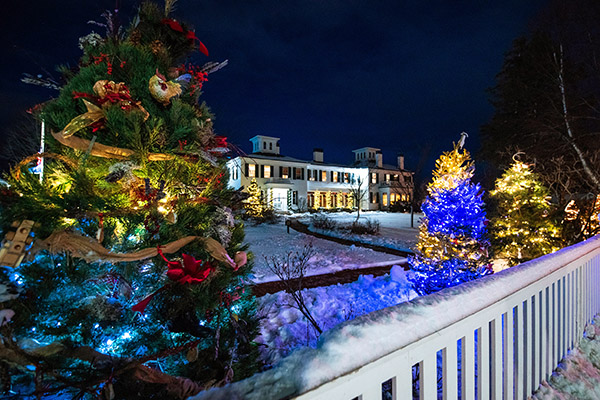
(1, 0, 548, 179)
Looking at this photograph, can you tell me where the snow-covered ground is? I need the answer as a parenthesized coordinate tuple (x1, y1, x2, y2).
(534, 316, 600, 399)
(299, 211, 422, 252)
(244, 213, 418, 283)
(244, 212, 421, 365)
(256, 265, 417, 365)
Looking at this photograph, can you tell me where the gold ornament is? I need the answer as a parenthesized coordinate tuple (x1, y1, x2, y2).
(149, 71, 182, 105)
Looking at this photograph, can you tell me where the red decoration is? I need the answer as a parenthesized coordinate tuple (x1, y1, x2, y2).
(161, 18, 209, 56)
(166, 253, 214, 285)
(214, 136, 227, 148)
(131, 248, 213, 313)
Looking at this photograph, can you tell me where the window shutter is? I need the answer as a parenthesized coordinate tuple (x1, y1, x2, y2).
(292, 167, 297, 180)
(301, 168, 305, 180)
(279, 166, 283, 178)
(244, 163, 248, 177)
(260, 165, 264, 178)
(330, 171, 333, 182)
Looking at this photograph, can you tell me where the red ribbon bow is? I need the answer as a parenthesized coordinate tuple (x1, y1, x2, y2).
(166, 253, 214, 284)
(162, 18, 209, 56)
(131, 248, 213, 313)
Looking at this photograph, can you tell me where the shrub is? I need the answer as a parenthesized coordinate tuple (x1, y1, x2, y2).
(311, 214, 337, 230)
(349, 219, 380, 235)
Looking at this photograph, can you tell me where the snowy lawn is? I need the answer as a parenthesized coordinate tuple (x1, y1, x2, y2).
(243, 212, 421, 365)
(299, 211, 422, 252)
(244, 218, 409, 283)
(256, 265, 417, 365)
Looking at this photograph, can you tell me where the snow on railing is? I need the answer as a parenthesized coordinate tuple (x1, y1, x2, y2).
(191, 236, 600, 400)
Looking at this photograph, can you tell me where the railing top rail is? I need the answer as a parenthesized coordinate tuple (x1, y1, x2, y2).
(191, 236, 600, 400)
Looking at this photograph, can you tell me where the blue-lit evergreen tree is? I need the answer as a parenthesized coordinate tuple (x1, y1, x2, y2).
(409, 135, 491, 295)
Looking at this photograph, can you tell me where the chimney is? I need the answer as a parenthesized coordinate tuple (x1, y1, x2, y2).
(397, 153, 405, 170)
(375, 151, 383, 168)
(313, 148, 323, 163)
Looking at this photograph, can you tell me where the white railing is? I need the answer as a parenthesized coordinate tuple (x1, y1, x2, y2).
(192, 236, 600, 400)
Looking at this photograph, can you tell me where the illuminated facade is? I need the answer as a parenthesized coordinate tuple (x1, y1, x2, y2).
(226, 135, 414, 212)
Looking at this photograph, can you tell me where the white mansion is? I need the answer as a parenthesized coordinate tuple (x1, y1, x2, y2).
(226, 135, 414, 212)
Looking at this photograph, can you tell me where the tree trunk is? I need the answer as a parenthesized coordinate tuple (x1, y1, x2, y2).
(556, 44, 600, 192)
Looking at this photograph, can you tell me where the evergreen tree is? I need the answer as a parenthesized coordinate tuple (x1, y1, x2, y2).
(490, 160, 561, 267)
(0, 4, 258, 399)
(409, 136, 491, 295)
(243, 178, 265, 218)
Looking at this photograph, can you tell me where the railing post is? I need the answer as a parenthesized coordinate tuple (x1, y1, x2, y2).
(503, 310, 514, 400)
(552, 282, 558, 375)
(541, 287, 548, 382)
(420, 352, 437, 400)
(525, 299, 532, 396)
(491, 317, 502, 400)
(533, 291, 540, 390)
(515, 303, 524, 400)
(443, 342, 458, 400)
(478, 323, 490, 400)
(462, 334, 475, 400)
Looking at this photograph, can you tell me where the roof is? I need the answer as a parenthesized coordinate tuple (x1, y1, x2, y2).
(234, 153, 363, 169)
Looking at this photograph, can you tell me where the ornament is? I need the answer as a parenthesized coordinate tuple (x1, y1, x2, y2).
(161, 18, 209, 56)
(166, 253, 214, 285)
(0, 220, 36, 268)
(78, 32, 103, 50)
(208, 136, 229, 154)
(63, 80, 149, 139)
(150, 39, 165, 56)
(104, 161, 140, 183)
(186, 346, 199, 363)
(148, 70, 186, 105)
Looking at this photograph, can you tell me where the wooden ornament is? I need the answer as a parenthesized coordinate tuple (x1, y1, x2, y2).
(0, 220, 36, 268)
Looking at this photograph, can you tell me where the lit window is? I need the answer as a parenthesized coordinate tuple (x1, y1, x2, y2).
(264, 165, 271, 178)
(309, 170, 315, 181)
(282, 167, 289, 179)
(371, 173, 377, 184)
(248, 164, 256, 178)
(344, 173, 350, 183)
(295, 168, 302, 179)
(385, 174, 391, 182)
(321, 171, 327, 181)
(332, 172, 338, 182)
(382, 193, 388, 206)
(390, 193, 396, 204)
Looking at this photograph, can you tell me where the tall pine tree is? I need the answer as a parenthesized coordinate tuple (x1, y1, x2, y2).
(490, 159, 561, 267)
(0, 3, 258, 399)
(409, 135, 491, 295)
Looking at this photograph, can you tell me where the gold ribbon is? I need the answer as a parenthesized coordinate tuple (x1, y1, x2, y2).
(51, 131, 174, 161)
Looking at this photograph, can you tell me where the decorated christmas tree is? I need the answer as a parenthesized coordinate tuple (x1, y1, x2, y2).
(0, 3, 258, 399)
(243, 178, 266, 218)
(409, 134, 491, 295)
(489, 158, 561, 267)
